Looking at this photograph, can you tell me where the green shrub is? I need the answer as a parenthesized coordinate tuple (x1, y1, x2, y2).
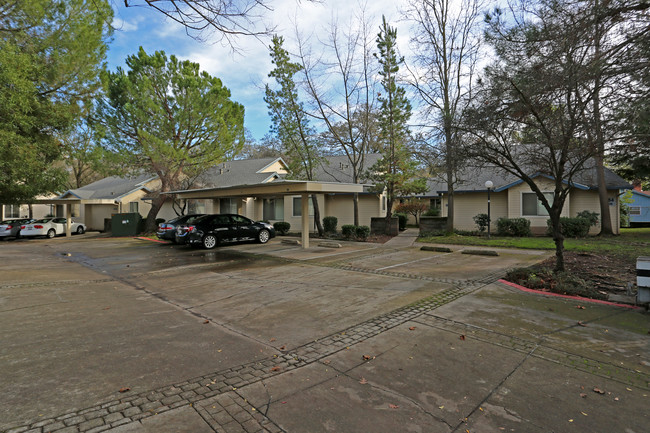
(341, 224, 356, 239)
(355, 225, 370, 241)
(473, 213, 490, 233)
(323, 216, 338, 233)
(547, 217, 590, 238)
(393, 212, 407, 230)
(496, 217, 531, 237)
(423, 208, 440, 217)
(273, 221, 291, 235)
(576, 210, 599, 227)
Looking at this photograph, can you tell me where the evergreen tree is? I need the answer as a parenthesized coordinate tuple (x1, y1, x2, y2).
(101, 48, 245, 231)
(264, 35, 324, 236)
(0, 0, 113, 204)
(369, 16, 426, 233)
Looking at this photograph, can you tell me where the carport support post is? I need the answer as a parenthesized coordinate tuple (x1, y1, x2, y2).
(301, 193, 309, 249)
(65, 203, 72, 237)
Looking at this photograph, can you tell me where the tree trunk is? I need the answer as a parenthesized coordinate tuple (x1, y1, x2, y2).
(144, 194, 167, 233)
(595, 154, 613, 235)
(549, 213, 565, 272)
(445, 187, 454, 233)
(353, 192, 359, 227)
(592, 0, 613, 236)
(310, 194, 324, 237)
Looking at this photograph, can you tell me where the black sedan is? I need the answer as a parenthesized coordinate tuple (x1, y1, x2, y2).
(157, 214, 205, 243)
(181, 214, 275, 249)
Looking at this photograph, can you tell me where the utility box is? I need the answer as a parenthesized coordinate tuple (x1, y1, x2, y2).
(111, 213, 143, 237)
(637, 257, 650, 304)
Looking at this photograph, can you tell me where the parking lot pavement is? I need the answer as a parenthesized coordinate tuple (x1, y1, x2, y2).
(0, 236, 648, 432)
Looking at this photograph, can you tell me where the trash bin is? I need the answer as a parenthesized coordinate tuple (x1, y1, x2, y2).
(111, 213, 143, 236)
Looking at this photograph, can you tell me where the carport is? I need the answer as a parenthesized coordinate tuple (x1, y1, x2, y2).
(31, 198, 81, 237)
(167, 180, 365, 249)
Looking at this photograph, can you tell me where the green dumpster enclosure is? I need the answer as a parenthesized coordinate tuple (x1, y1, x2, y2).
(111, 213, 144, 236)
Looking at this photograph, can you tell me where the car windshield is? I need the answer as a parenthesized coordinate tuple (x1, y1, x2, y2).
(33, 219, 51, 223)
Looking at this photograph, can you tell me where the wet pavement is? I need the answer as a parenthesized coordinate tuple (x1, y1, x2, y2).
(0, 234, 648, 432)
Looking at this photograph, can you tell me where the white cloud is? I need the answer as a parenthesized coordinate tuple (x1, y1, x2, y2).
(112, 17, 138, 32)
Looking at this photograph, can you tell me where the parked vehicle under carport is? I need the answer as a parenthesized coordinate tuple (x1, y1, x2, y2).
(20, 218, 86, 238)
(182, 214, 275, 249)
(157, 214, 205, 243)
(0, 218, 34, 239)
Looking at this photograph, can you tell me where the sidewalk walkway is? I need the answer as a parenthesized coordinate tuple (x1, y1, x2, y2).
(382, 228, 419, 248)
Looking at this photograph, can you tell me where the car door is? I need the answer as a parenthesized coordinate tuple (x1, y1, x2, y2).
(230, 215, 256, 240)
(52, 218, 67, 234)
(210, 214, 232, 242)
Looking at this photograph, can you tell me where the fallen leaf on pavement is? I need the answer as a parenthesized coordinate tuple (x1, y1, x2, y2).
(409, 326, 416, 331)
(119, 387, 130, 393)
(580, 393, 587, 398)
(203, 320, 210, 324)
(280, 345, 286, 350)
(459, 335, 466, 341)
(575, 305, 585, 309)
(362, 355, 375, 361)
(270, 366, 282, 372)
(388, 404, 399, 409)
(270, 338, 276, 342)
(577, 321, 587, 327)
(581, 411, 588, 416)
(359, 377, 368, 384)
(593, 388, 605, 394)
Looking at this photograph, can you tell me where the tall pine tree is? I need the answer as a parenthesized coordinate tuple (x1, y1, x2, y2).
(369, 17, 426, 233)
(264, 35, 324, 236)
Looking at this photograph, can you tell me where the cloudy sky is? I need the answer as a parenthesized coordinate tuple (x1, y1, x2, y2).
(108, 0, 410, 142)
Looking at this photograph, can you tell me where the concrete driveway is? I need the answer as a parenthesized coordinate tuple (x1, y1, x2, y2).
(0, 235, 648, 432)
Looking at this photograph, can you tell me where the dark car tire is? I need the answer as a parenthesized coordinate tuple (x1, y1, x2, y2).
(76, 226, 85, 234)
(46, 229, 56, 238)
(203, 234, 218, 249)
(258, 229, 270, 244)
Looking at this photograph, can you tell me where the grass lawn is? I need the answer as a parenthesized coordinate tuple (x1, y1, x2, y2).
(418, 227, 650, 260)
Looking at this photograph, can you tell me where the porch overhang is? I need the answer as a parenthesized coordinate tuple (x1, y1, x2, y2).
(166, 180, 365, 248)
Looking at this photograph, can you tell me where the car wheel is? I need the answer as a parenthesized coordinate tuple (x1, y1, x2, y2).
(46, 229, 56, 238)
(76, 226, 85, 234)
(257, 229, 270, 244)
(203, 234, 218, 249)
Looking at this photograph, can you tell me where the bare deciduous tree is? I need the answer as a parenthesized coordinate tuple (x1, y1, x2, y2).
(404, 0, 486, 233)
(294, 6, 379, 225)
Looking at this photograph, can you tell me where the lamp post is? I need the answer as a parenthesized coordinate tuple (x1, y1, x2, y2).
(485, 180, 493, 239)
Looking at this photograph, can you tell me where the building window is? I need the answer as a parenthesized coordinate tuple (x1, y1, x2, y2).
(629, 206, 641, 216)
(292, 196, 314, 217)
(188, 200, 206, 214)
(219, 198, 237, 214)
(263, 198, 284, 220)
(129, 202, 139, 213)
(382, 196, 386, 211)
(5, 205, 20, 218)
(522, 192, 553, 216)
(429, 198, 441, 210)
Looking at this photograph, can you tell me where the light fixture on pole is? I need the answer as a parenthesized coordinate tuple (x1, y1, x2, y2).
(485, 180, 493, 239)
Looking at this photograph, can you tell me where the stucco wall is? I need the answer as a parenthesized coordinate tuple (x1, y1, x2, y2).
(324, 194, 383, 228)
(282, 194, 326, 233)
(440, 191, 508, 231)
(436, 182, 620, 234)
(569, 189, 620, 234)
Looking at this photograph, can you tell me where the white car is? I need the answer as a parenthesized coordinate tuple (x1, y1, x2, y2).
(20, 217, 86, 238)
